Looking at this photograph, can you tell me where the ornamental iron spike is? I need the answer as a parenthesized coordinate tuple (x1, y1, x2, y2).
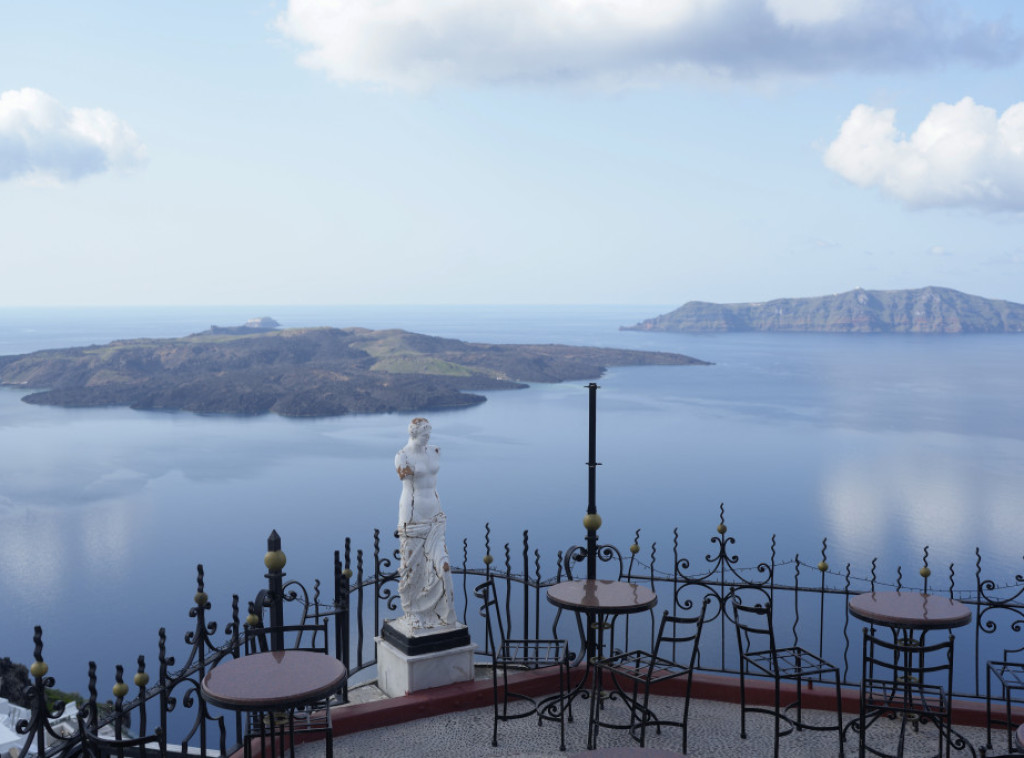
(113, 664, 129, 702)
(792, 554, 801, 645)
(921, 545, 931, 592)
(843, 563, 852, 677)
(135, 655, 149, 687)
(87, 661, 98, 727)
(29, 627, 47, 679)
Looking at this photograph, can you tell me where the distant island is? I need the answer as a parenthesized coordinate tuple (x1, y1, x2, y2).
(623, 287, 1024, 334)
(0, 325, 708, 418)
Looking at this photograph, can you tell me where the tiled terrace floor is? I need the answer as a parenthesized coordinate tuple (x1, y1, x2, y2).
(296, 683, 994, 758)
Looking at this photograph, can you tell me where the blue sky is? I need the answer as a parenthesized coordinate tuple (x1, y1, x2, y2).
(2, 0, 1024, 307)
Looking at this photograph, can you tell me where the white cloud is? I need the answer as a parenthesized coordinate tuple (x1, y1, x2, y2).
(276, 0, 1021, 90)
(0, 88, 147, 184)
(824, 98, 1024, 212)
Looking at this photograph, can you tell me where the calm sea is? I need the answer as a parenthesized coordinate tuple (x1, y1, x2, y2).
(1, 305, 1022, 693)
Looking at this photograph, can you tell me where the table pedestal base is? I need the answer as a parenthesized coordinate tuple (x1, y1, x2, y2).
(376, 621, 475, 697)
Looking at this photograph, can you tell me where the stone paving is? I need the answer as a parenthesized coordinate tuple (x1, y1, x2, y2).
(296, 683, 993, 758)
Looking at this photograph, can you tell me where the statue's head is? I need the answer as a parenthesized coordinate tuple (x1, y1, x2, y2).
(409, 417, 431, 440)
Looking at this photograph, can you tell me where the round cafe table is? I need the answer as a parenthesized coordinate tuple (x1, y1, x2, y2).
(202, 650, 347, 758)
(545, 579, 658, 727)
(547, 579, 658, 664)
(202, 649, 348, 711)
(848, 591, 972, 758)
(848, 590, 971, 631)
(547, 579, 658, 618)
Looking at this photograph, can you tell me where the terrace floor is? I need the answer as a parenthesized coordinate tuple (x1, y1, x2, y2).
(293, 679, 995, 758)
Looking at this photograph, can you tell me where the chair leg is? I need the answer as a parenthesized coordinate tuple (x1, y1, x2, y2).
(739, 666, 748, 739)
(835, 672, 845, 758)
(288, 709, 296, 758)
(941, 697, 949, 758)
(588, 664, 601, 750)
(565, 661, 574, 724)
(795, 674, 804, 733)
(986, 669, 994, 750)
(1004, 684, 1014, 754)
(558, 661, 567, 752)
(491, 665, 500, 747)
(773, 676, 782, 758)
(682, 671, 694, 755)
(858, 692, 866, 758)
(638, 679, 651, 749)
(630, 678, 646, 745)
(325, 709, 334, 758)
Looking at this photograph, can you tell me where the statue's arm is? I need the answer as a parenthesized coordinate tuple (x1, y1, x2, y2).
(396, 451, 414, 480)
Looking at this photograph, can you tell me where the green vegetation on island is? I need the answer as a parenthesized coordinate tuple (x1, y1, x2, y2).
(0, 326, 709, 418)
(624, 287, 1024, 334)
(0, 657, 82, 711)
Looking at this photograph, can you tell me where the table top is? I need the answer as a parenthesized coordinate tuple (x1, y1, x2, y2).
(848, 591, 971, 630)
(546, 579, 657, 615)
(202, 650, 348, 711)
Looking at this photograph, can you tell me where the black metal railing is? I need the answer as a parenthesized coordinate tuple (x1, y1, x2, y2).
(11, 507, 1024, 758)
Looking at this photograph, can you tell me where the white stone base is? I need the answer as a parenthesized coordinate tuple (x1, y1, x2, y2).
(375, 631, 476, 697)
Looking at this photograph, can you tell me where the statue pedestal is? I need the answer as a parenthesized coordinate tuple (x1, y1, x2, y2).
(375, 618, 474, 697)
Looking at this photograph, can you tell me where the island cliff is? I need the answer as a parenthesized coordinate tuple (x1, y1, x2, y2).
(0, 326, 708, 418)
(624, 287, 1024, 334)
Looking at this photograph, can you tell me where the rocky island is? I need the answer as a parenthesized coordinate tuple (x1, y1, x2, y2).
(0, 326, 708, 418)
(624, 287, 1024, 334)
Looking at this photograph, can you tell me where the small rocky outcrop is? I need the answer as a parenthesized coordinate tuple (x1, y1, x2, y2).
(0, 657, 31, 707)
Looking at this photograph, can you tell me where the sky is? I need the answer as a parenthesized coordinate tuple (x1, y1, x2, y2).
(2, 0, 1024, 307)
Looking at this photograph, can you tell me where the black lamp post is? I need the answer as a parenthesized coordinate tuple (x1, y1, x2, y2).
(583, 382, 601, 582)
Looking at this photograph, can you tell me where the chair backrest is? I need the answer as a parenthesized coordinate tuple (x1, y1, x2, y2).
(727, 586, 778, 659)
(245, 618, 330, 656)
(561, 543, 626, 581)
(474, 578, 508, 656)
(75, 713, 164, 758)
(652, 597, 712, 669)
(861, 627, 954, 689)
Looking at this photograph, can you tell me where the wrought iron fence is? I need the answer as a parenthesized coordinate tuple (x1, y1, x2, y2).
(10, 507, 1024, 758)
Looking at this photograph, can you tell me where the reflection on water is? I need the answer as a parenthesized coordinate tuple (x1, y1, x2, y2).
(820, 429, 1024, 576)
(0, 307, 1022, 695)
(0, 505, 68, 606)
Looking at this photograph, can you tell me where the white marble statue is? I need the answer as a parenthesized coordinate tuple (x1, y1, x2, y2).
(395, 417, 457, 630)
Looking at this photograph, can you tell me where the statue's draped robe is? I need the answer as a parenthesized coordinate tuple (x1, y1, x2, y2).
(397, 512, 457, 628)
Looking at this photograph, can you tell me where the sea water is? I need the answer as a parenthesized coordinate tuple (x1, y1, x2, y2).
(0, 305, 1022, 695)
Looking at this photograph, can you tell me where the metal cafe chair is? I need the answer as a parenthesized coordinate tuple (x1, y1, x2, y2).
(728, 587, 845, 758)
(588, 597, 711, 753)
(859, 626, 954, 758)
(243, 618, 336, 758)
(987, 656, 1024, 754)
(981, 720, 1024, 757)
(474, 578, 571, 752)
(75, 711, 164, 758)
